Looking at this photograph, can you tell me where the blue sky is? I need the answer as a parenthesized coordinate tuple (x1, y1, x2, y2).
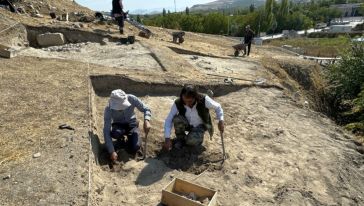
(76, 0, 214, 13)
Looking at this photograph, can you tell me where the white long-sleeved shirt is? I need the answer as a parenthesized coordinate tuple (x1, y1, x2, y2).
(164, 96, 224, 139)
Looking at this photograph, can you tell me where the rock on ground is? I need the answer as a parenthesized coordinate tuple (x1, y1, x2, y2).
(37, 33, 65, 47)
(0, 13, 28, 47)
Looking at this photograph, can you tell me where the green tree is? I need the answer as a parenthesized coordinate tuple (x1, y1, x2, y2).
(180, 15, 203, 32)
(358, 3, 364, 16)
(328, 43, 364, 100)
(202, 13, 228, 34)
(264, 0, 274, 31)
(284, 12, 313, 31)
(249, 4, 255, 13)
(327, 42, 364, 134)
(163, 8, 166, 17)
(136, 15, 141, 23)
(280, 0, 289, 18)
(186, 7, 190, 15)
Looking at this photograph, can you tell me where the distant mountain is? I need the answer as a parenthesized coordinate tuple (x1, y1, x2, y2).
(191, 0, 265, 11)
(190, 0, 311, 11)
(130, 7, 186, 15)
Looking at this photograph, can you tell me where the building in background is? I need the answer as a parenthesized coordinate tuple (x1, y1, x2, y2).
(330, 3, 362, 17)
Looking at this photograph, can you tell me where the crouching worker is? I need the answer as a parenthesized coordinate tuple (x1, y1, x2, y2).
(163, 85, 224, 150)
(104, 89, 151, 162)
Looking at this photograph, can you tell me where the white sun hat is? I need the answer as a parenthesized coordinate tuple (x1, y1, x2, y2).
(109, 89, 131, 110)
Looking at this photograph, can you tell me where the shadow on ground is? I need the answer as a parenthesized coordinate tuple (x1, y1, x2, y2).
(156, 141, 225, 175)
(90, 131, 140, 169)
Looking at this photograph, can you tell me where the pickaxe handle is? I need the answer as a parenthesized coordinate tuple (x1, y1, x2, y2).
(220, 131, 226, 162)
(143, 131, 148, 160)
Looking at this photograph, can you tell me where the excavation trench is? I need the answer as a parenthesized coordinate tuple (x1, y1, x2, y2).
(20, 26, 165, 71)
(90, 75, 245, 174)
(168, 46, 230, 59)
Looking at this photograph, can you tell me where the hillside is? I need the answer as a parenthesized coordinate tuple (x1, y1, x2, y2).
(6, 0, 93, 15)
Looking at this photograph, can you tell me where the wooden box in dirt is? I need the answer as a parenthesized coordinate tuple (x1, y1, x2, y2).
(161, 178, 217, 206)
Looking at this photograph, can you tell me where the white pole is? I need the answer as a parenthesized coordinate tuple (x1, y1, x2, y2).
(174, 0, 177, 13)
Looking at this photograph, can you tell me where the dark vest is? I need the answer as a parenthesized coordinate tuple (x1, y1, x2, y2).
(175, 95, 214, 137)
(112, 0, 122, 14)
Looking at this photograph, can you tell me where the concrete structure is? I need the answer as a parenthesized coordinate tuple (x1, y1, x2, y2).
(329, 25, 353, 33)
(253, 37, 263, 45)
(282, 30, 299, 38)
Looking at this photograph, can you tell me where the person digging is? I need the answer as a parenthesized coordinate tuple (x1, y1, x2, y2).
(103, 89, 151, 162)
(163, 85, 224, 151)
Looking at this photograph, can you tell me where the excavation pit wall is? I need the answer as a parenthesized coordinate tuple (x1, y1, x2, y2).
(25, 25, 119, 47)
(89, 75, 245, 174)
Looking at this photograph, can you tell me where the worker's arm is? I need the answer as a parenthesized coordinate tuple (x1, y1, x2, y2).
(204, 96, 224, 132)
(128, 95, 151, 121)
(163, 103, 178, 150)
(128, 95, 152, 133)
(164, 103, 178, 139)
(103, 106, 115, 154)
(205, 96, 224, 121)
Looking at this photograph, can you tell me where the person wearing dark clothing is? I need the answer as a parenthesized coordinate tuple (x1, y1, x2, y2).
(244, 25, 255, 56)
(0, 0, 16, 13)
(112, 0, 125, 34)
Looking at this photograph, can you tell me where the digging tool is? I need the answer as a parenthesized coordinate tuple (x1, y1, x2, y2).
(143, 131, 149, 160)
(125, 17, 152, 39)
(58, 124, 75, 131)
(206, 73, 267, 85)
(220, 131, 227, 164)
(136, 128, 149, 161)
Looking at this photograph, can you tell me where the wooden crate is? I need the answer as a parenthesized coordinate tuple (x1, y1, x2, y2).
(0, 44, 17, 59)
(161, 178, 217, 206)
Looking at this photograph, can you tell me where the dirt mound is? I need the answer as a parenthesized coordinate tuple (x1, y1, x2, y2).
(10, 0, 93, 15)
(0, 13, 27, 47)
(157, 145, 224, 175)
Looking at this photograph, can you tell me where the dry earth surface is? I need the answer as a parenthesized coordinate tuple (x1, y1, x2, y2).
(0, 6, 364, 206)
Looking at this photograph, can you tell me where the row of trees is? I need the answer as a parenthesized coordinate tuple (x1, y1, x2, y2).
(137, 1, 363, 36)
(327, 42, 364, 136)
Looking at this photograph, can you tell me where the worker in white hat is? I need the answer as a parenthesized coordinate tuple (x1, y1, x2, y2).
(104, 89, 152, 162)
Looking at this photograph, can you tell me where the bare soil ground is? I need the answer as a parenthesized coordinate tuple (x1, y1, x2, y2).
(20, 42, 164, 71)
(0, 8, 363, 206)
